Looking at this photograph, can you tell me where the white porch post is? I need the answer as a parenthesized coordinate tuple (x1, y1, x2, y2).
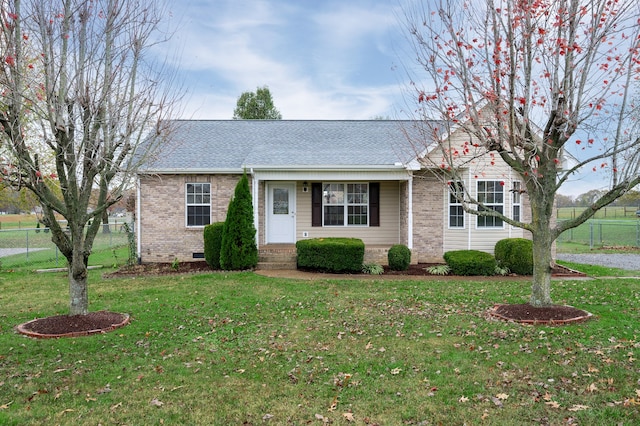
(250, 169, 260, 249)
(136, 176, 142, 264)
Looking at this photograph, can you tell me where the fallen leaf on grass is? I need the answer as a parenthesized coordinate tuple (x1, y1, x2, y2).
(0, 401, 12, 410)
(150, 398, 164, 407)
(110, 402, 122, 411)
(495, 393, 509, 400)
(545, 401, 560, 409)
(459, 396, 469, 403)
(587, 383, 598, 393)
(343, 412, 355, 422)
(567, 404, 589, 411)
(390, 368, 401, 375)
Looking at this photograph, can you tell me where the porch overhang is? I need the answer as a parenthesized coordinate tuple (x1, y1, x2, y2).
(251, 168, 413, 182)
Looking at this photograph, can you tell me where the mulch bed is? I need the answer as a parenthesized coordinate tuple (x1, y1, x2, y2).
(105, 261, 585, 278)
(16, 311, 130, 339)
(488, 303, 592, 325)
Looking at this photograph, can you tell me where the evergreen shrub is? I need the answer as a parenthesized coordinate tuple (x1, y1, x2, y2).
(296, 238, 364, 273)
(220, 173, 258, 270)
(387, 244, 411, 271)
(443, 250, 496, 276)
(203, 222, 225, 269)
(494, 238, 533, 275)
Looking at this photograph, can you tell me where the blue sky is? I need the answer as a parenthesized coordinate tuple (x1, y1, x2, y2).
(160, 0, 611, 197)
(164, 0, 408, 120)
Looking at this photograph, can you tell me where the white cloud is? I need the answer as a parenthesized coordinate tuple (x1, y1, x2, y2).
(163, 0, 407, 119)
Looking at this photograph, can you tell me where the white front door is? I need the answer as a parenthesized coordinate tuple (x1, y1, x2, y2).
(267, 182, 296, 243)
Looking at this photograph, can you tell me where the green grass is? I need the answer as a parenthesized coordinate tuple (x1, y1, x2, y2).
(557, 206, 639, 220)
(556, 260, 639, 277)
(557, 220, 640, 249)
(1, 268, 640, 425)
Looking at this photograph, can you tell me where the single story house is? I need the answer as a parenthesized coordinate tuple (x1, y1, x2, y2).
(135, 119, 531, 266)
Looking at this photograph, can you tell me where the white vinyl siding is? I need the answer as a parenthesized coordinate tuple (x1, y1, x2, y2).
(296, 181, 401, 244)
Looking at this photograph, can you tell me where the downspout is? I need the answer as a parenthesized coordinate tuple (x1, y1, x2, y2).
(467, 168, 472, 250)
(508, 168, 512, 238)
(136, 175, 142, 264)
(407, 176, 413, 250)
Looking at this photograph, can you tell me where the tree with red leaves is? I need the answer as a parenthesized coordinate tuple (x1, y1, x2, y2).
(403, 0, 640, 306)
(0, 0, 181, 315)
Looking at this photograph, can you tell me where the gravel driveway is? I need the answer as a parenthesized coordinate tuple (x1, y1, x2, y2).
(0, 248, 48, 257)
(556, 253, 640, 272)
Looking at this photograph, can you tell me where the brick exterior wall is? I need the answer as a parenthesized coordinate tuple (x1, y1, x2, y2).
(410, 172, 446, 263)
(138, 174, 241, 263)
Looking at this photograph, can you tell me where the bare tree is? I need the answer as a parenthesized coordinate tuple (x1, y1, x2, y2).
(0, 0, 180, 315)
(402, 0, 640, 307)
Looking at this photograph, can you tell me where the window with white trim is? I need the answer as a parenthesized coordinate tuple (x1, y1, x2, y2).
(323, 183, 368, 226)
(186, 183, 211, 227)
(476, 180, 504, 228)
(448, 181, 465, 228)
(512, 181, 521, 222)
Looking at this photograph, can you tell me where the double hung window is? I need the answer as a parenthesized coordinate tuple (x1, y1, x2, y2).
(448, 181, 465, 228)
(323, 183, 368, 226)
(512, 181, 521, 222)
(476, 181, 504, 228)
(186, 183, 211, 227)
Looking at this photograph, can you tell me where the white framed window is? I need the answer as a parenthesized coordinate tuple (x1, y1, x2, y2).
(448, 181, 465, 228)
(323, 182, 368, 226)
(186, 183, 211, 227)
(512, 181, 521, 222)
(476, 180, 504, 228)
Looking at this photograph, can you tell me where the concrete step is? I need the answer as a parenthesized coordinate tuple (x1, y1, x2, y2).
(256, 261, 297, 270)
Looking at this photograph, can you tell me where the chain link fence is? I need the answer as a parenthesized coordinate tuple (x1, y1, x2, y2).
(0, 222, 133, 270)
(557, 219, 640, 249)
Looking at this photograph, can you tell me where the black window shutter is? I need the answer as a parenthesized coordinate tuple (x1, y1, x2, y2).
(370, 182, 380, 227)
(312, 182, 322, 226)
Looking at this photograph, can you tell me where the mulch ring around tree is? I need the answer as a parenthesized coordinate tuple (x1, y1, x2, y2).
(16, 311, 130, 339)
(488, 303, 593, 325)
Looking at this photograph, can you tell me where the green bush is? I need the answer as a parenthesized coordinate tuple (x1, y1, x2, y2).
(443, 250, 496, 276)
(220, 173, 258, 270)
(494, 238, 533, 275)
(296, 238, 364, 273)
(203, 222, 225, 269)
(362, 263, 384, 275)
(387, 244, 411, 271)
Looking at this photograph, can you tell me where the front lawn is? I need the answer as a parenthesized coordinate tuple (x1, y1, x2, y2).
(0, 269, 639, 425)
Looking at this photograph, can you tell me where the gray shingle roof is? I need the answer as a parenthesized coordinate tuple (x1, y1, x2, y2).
(139, 120, 437, 172)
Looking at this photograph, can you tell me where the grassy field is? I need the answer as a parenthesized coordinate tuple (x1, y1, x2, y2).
(557, 206, 639, 220)
(556, 220, 640, 250)
(1, 266, 639, 425)
(0, 213, 39, 229)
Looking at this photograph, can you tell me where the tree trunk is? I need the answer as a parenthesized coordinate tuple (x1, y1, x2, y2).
(68, 230, 89, 315)
(529, 223, 554, 307)
(102, 209, 110, 234)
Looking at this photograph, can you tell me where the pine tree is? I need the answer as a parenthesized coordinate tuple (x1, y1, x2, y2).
(220, 173, 258, 270)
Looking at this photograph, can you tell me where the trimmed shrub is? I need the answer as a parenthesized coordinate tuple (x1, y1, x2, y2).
(203, 222, 225, 269)
(388, 244, 411, 271)
(296, 238, 364, 273)
(494, 238, 533, 275)
(443, 250, 496, 276)
(220, 173, 258, 270)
